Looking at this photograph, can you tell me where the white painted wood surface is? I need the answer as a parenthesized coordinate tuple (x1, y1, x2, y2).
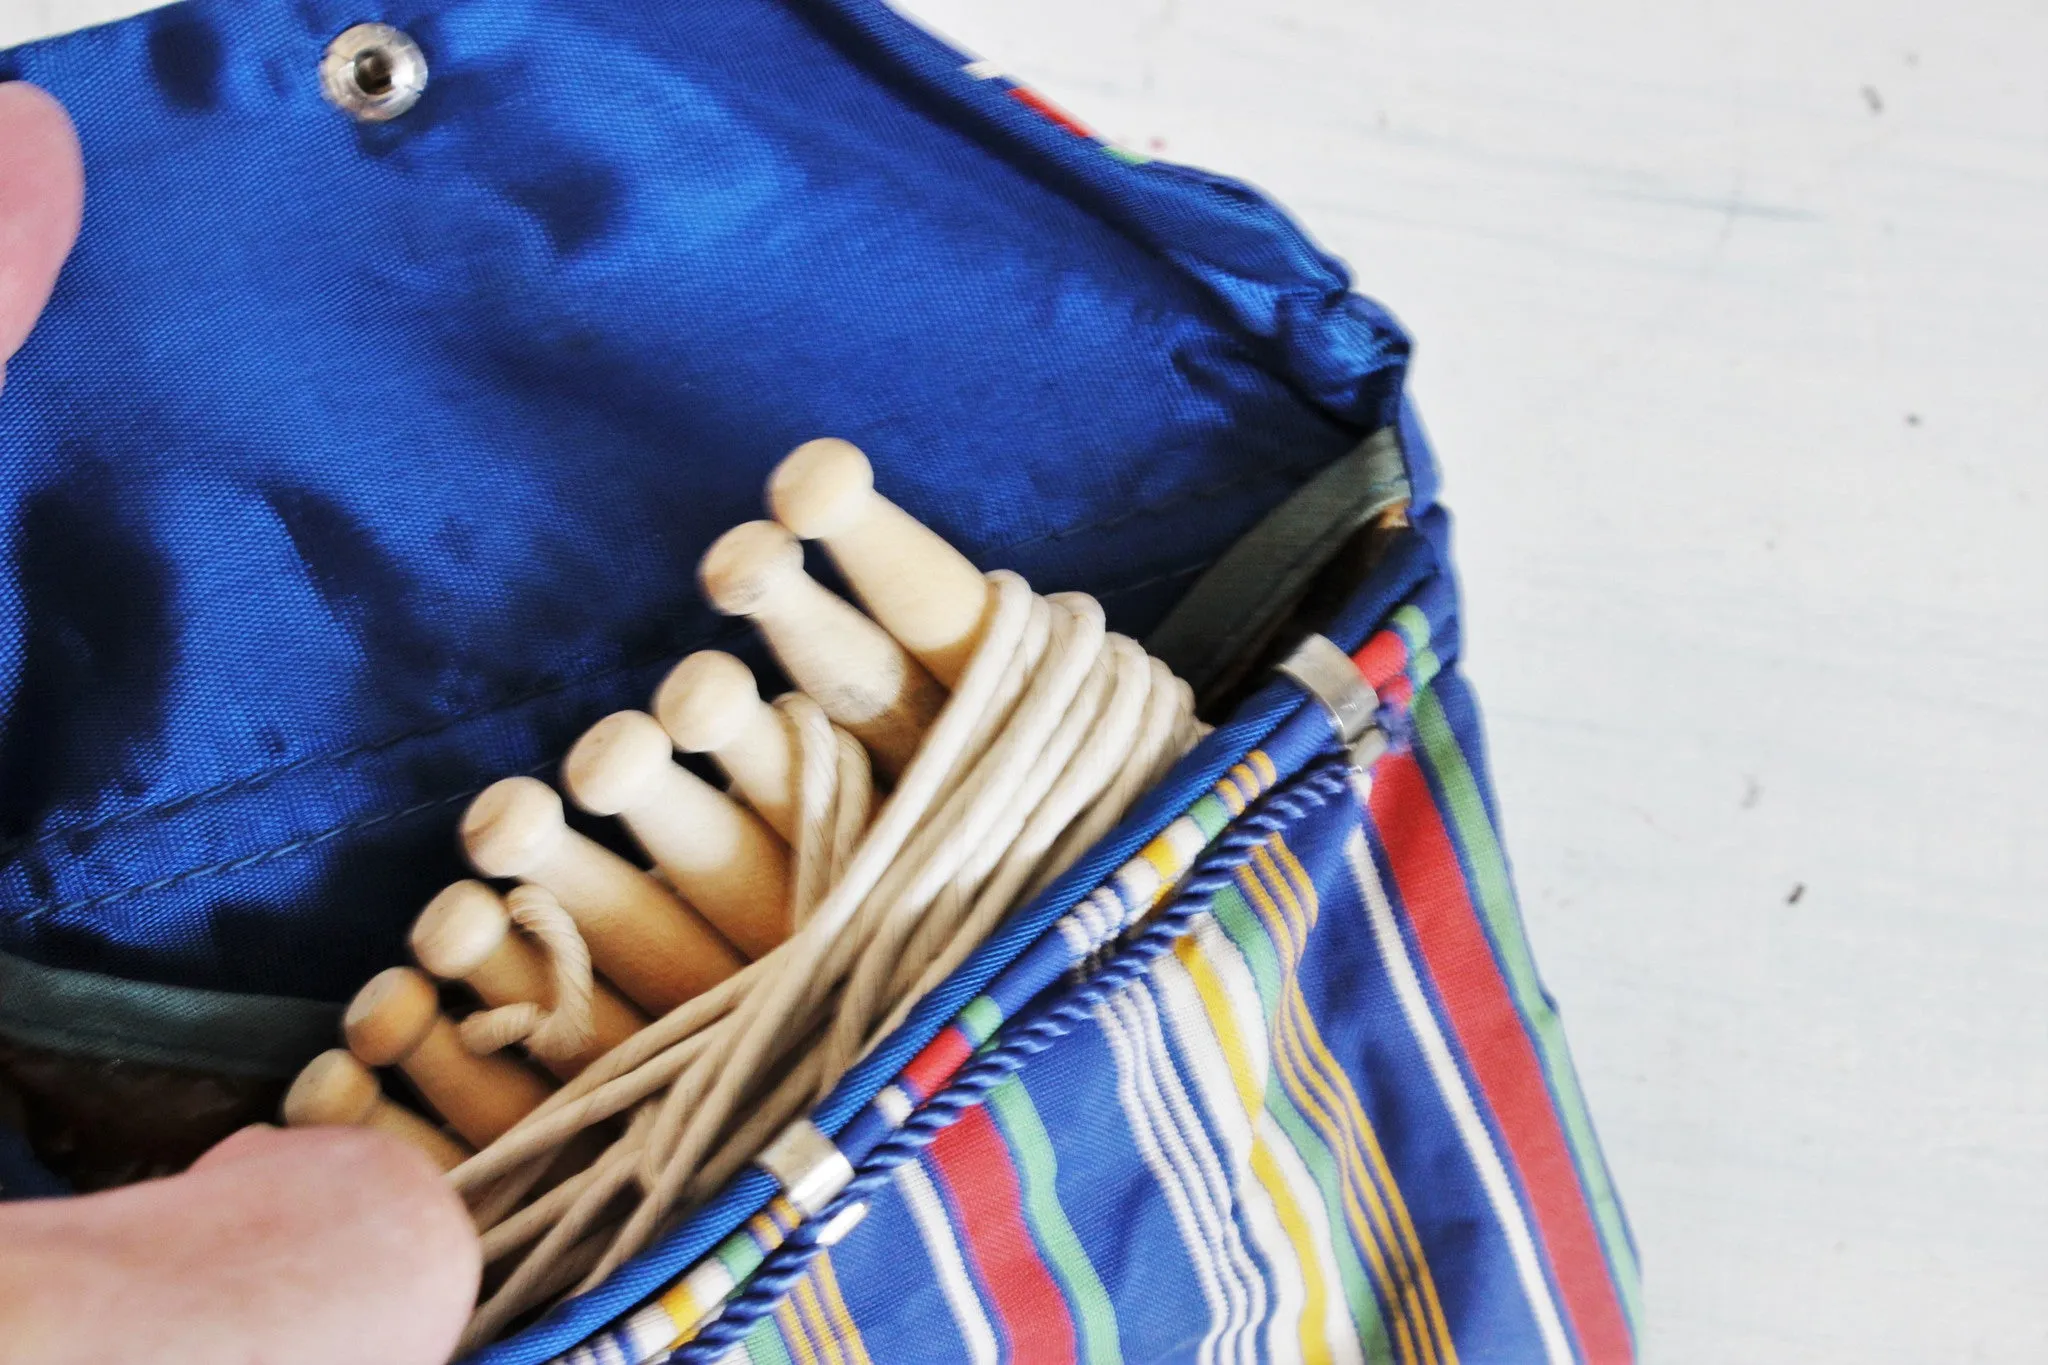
(896, 4, 2048, 1361)
(4, 0, 2044, 1359)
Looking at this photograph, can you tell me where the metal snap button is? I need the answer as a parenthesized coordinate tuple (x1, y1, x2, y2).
(320, 23, 427, 122)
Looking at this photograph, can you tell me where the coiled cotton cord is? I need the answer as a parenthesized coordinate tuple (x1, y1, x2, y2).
(450, 571, 1198, 1345)
(457, 886, 598, 1063)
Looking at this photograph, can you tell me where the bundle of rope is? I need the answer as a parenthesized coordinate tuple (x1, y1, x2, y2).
(282, 439, 1204, 1347)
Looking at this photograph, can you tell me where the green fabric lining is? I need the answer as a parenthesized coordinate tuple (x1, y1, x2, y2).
(0, 429, 1408, 1087)
(1144, 428, 1410, 694)
(0, 948, 338, 1078)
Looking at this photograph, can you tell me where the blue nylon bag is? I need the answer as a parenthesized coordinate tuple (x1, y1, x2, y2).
(0, 1, 1638, 1359)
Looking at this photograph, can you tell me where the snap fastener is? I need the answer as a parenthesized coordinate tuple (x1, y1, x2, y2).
(320, 23, 427, 122)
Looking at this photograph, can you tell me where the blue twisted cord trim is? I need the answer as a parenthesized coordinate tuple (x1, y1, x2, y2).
(668, 752, 1356, 1363)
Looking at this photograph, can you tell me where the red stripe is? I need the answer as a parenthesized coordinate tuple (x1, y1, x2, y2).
(1370, 751, 1634, 1363)
(900, 1026, 974, 1103)
(1006, 87, 1096, 140)
(926, 1106, 1078, 1365)
(1353, 630, 1409, 693)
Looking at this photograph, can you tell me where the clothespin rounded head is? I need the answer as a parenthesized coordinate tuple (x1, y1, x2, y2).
(343, 966, 441, 1067)
(410, 880, 510, 980)
(563, 710, 674, 817)
(768, 438, 873, 539)
(700, 520, 805, 617)
(461, 776, 567, 878)
(655, 651, 762, 753)
(283, 1048, 381, 1127)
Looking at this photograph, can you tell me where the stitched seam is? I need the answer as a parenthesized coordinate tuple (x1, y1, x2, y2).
(21, 769, 533, 923)
(0, 465, 1317, 861)
(9, 559, 1212, 922)
(0, 618, 751, 859)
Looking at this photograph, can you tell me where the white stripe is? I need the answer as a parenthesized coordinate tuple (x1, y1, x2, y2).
(1179, 916, 1368, 1365)
(1146, 951, 1301, 1365)
(875, 1085, 913, 1128)
(896, 1158, 1001, 1365)
(1116, 982, 1273, 1365)
(1113, 858, 1163, 915)
(1163, 816, 1211, 869)
(626, 1307, 682, 1361)
(1056, 910, 1095, 959)
(1347, 829, 1575, 1365)
(1097, 992, 1244, 1365)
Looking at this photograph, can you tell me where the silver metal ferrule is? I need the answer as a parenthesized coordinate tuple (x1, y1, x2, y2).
(756, 1118, 855, 1218)
(1276, 633, 1379, 744)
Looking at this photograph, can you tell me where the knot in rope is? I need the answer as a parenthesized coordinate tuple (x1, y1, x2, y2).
(457, 885, 598, 1063)
(449, 571, 1201, 1342)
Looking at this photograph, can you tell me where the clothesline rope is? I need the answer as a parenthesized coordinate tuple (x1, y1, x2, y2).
(451, 568, 1199, 1346)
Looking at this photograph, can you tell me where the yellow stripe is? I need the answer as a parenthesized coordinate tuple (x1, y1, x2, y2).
(1250, 749, 1277, 787)
(1227, 762, 1260, 810)
(1174, 928, 1336, 1363)
(656, 1284, 707, 1346)
(813, 1252, 873, 1365)
(1264, 838, 1460, 1365)
(1141, 828, 1184, 885)
(1255, 842, 1441, 1364)
(657, 1251, 740, 1348)
(1240, 853, 1423, 1365)
(777, 1292, 821, 1365)
(1270, 836, 1458, 1362)
(793, 1274, 847, 1365)
(1269, 839, 1466, 1358)
(1175, 936, 1263, 1115)
(1254, 1141, 1337, 1365)
(1219, 773, 1249, 817)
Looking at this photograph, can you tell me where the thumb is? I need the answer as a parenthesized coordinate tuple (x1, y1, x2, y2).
(0, 1125, 480, 1365)
(0, 81, 84, 396)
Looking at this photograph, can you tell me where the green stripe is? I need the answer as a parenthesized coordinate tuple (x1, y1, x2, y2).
(1389, 604, 1433, 654)
(1189, 792, 1232, 840)
(959, 995, 1004, 1047)
(1226, 864, 1395, 1361)
(985, 1076, 1123, 1365)
(1264, 1078, 1395, 1362)
(1386, 604, 1443, 696)
(743, 1311, 796, 1365)
(1411, 689, 1645, 1334)
(1212, 883, 1283, 1020)
(716, 1229, 768, 1283)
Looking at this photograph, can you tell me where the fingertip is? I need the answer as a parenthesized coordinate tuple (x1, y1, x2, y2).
(189, 1121, 284, 1170)
(0, 80, 85, 364)
(186, 1124, 481, 1362)
(290, 1125, 483, 1301)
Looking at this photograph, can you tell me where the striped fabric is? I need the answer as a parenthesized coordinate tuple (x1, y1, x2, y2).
(557, 759, 1293, 1365)
(552, 565, 1639, 1365)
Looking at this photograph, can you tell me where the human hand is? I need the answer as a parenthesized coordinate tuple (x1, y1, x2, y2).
(0, 81, 84, 400)
(0, 82, 480, 1363)
(0, 1124, 480, 1364)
